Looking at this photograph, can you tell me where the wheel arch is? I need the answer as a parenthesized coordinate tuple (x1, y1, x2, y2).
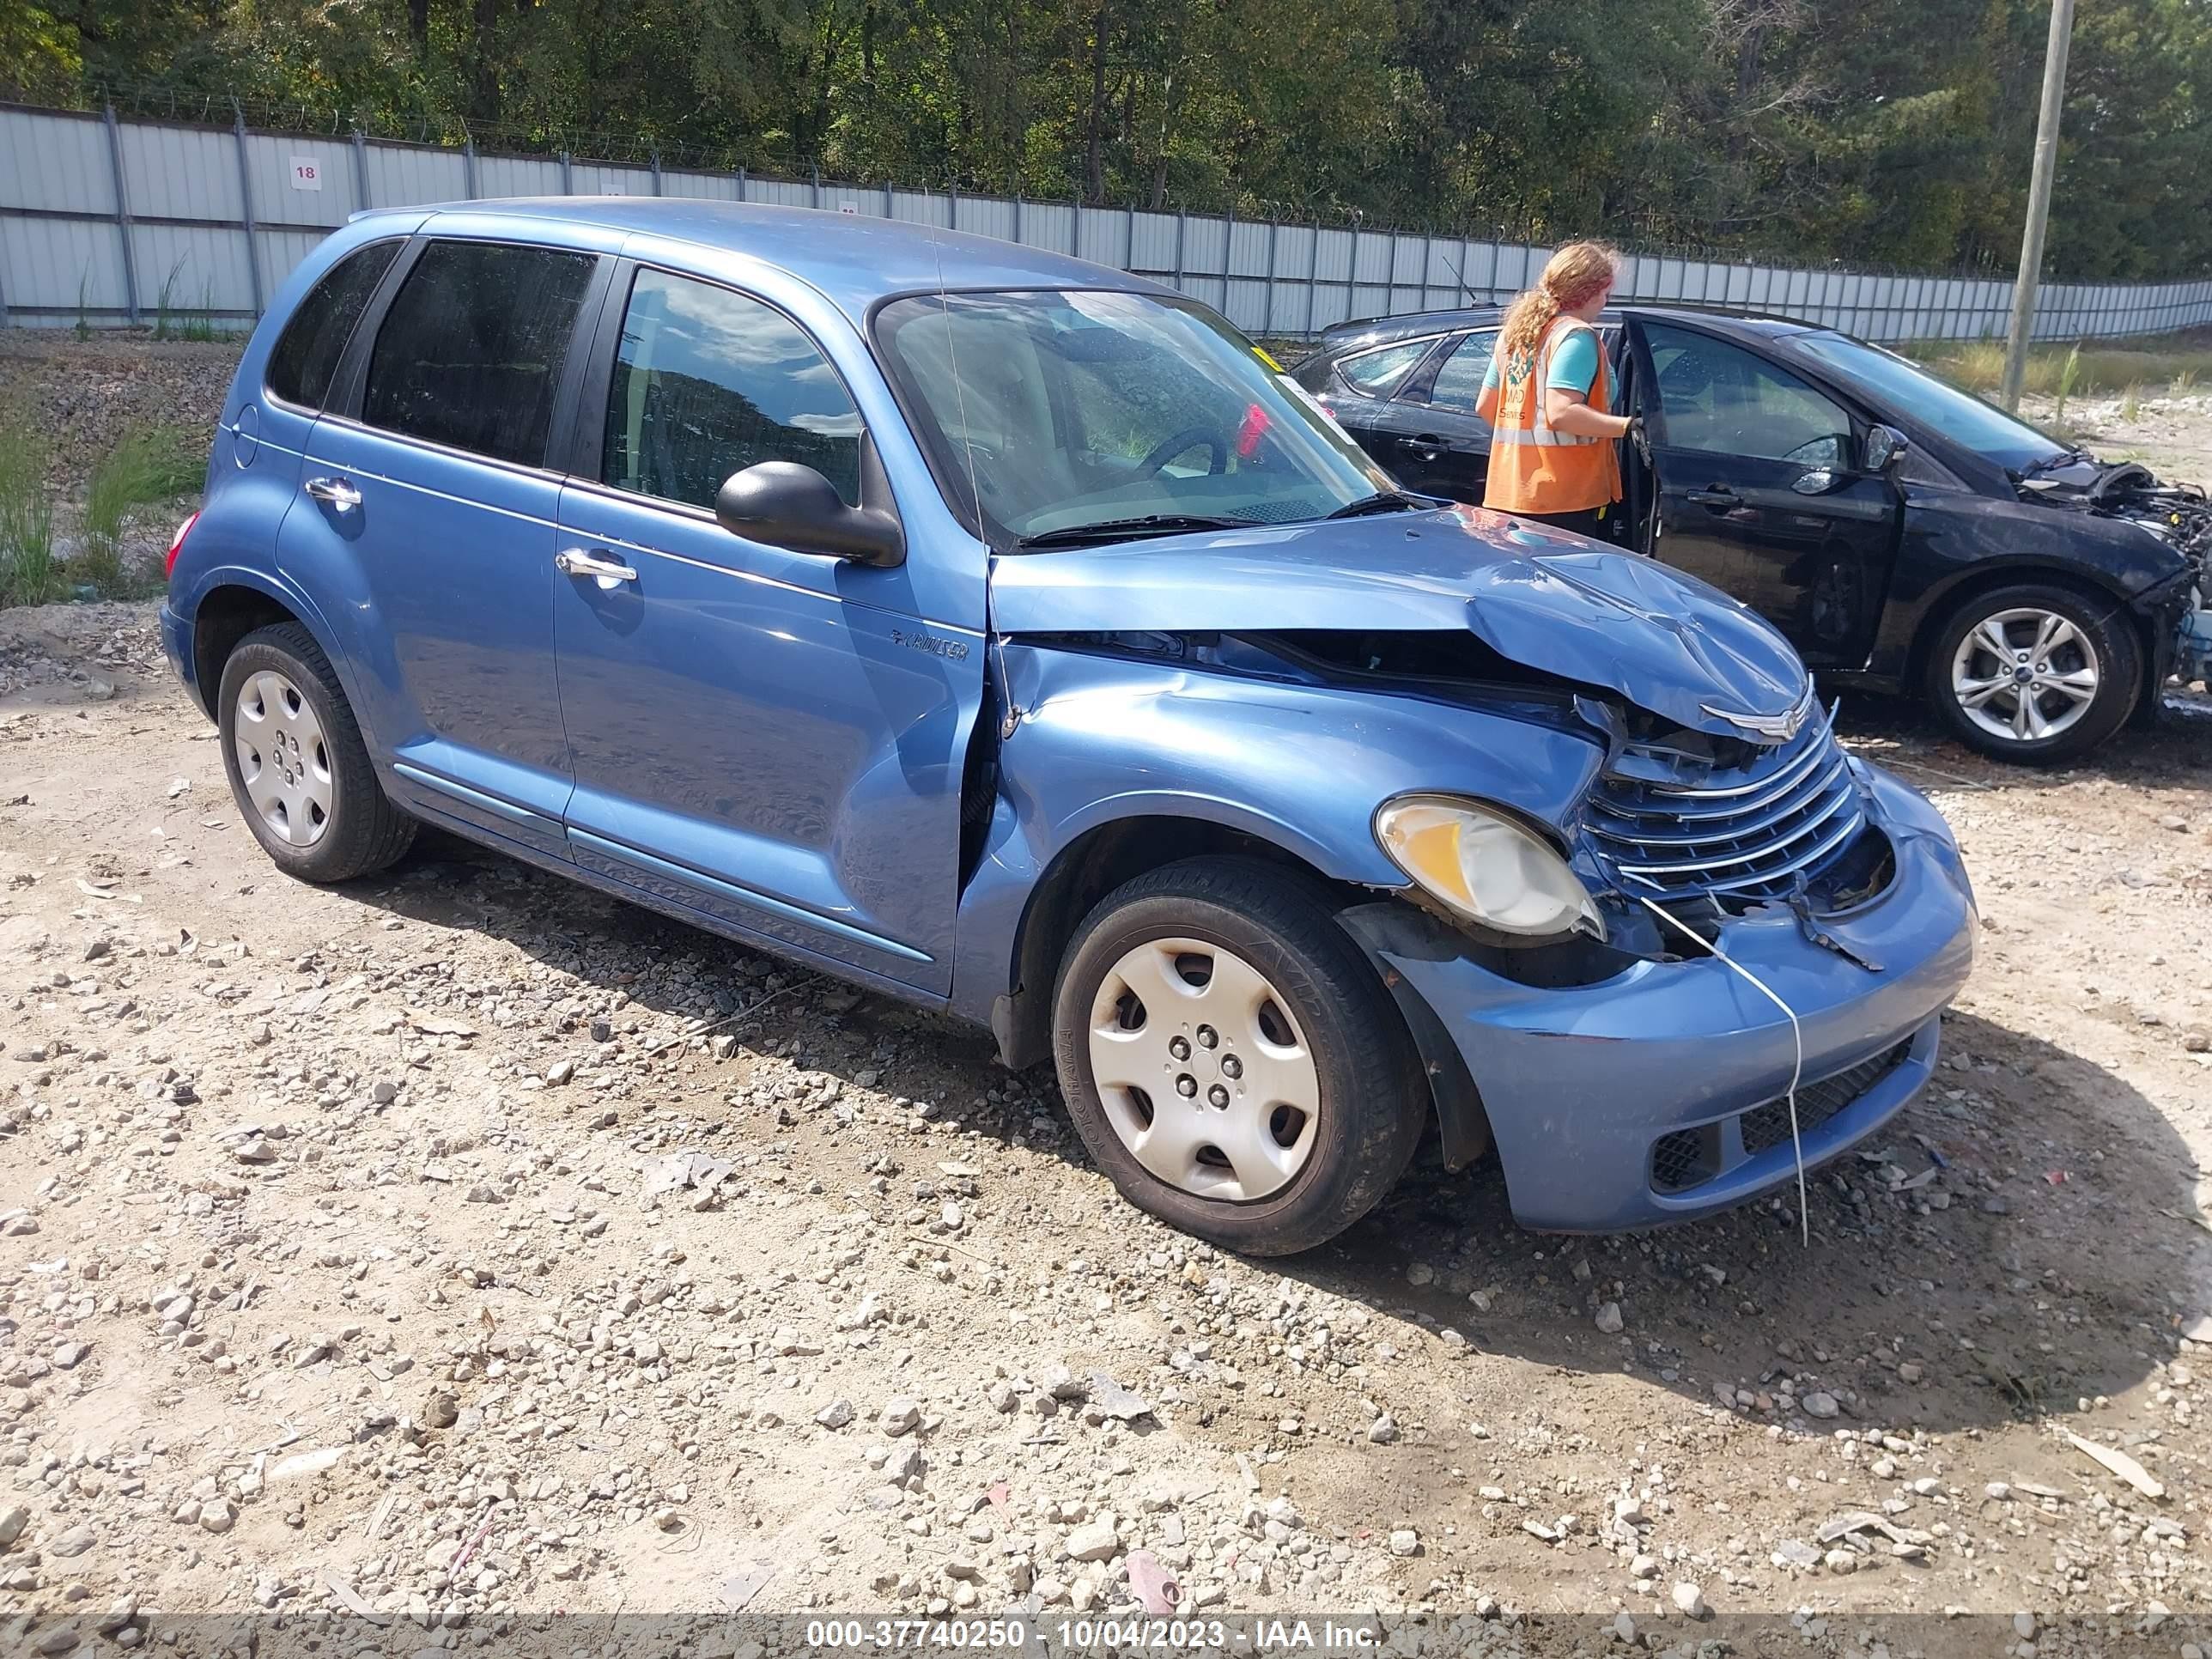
(185, 572, 361, 728)
(985, 814, 1489, 1174)
(1904, 561, 2153, 698)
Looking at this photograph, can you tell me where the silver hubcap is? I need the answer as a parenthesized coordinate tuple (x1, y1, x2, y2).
(1951, 606, 2100, 744)
(233, 670, 333, 847)
(1087, 938, 1320, 1202)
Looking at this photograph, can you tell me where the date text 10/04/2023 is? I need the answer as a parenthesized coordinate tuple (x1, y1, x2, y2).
(802, 1619, 1384, 1651)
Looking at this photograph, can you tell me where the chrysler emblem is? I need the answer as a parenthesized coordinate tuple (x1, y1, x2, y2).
(1702, 686, 1814, 743)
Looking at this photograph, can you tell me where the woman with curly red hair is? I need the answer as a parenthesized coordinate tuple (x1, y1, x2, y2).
(1474, 240, 1644, 539)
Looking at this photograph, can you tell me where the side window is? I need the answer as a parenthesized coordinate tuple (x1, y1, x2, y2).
(362, 240, 597, 467)
(264, 240, 401, 410)
(602, 268, 863, 510)
(1336, 338, 1431, 398)
(1422, 331, 1497, 415)
(1644, 324, 1853, 466)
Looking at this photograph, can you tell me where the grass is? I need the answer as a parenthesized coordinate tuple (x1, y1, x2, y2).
(0, 409, 62, 607)
(2054, 343, 2083, 424)
(1904, 330, 2212, 400)
(74, 426, 204, 598)
(0, 412, 204, 609)
(2120, 381, 2142, 422)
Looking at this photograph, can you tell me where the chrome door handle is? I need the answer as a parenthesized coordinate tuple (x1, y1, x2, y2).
(1686, 487, 1740, 508)
(304, 476, 361, 513)
(555, 547, 639, 587)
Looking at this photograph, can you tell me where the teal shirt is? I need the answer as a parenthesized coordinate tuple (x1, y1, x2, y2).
(1480, 327, 1601, 397)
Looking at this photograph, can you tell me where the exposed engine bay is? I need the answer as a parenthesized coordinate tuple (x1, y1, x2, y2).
(2023, 459, 2212, 682)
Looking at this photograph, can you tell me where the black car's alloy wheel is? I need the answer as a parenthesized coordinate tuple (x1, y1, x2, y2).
(1924, 582, 2140, 764)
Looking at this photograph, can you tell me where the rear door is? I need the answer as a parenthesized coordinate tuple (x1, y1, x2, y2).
(1309, 335, 1443, 475)
(1633, 319, 1900, 667)
(1368, 328, 1497, 500)
(279, 234, 607, 856)
(550, 261, 978, 996)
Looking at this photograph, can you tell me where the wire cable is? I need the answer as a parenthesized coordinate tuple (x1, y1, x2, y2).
(1636, 894, 1810, 1246)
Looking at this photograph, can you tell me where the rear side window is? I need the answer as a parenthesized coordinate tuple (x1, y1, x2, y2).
(601, 267, 862, 509)
(363, 241, 597, 467)
(265, 240, 400, 410)
(1424, 331, 1497, 414)
(1337, 338, 1431, 398)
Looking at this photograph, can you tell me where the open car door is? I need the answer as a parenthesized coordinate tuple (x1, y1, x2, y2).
(1626, 318, 1903, 669)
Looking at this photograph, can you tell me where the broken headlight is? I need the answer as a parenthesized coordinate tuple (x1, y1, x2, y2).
(1375, 796, 1606, 943)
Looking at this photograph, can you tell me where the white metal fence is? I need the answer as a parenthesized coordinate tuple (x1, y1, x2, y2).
(5, 100, 2211, 344)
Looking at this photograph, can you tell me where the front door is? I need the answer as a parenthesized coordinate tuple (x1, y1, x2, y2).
(1634, 320, 1901, 668)
(1370, 328, 1497, 500)
(280, 236, 603, 856)
(551, 264, 979, 996)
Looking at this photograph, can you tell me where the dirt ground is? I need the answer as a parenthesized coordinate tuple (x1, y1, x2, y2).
(2, 336, 2211, 1656)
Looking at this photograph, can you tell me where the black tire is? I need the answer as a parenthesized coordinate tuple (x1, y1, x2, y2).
(216, 622, 416, 882)
(1050, 857, 1426, 1256)
(1922, 581, 2141, 765)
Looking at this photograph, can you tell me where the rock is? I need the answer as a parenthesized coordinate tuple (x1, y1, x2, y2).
(1823, 1548, 1857, 1573)
(2014, 1613, 2037, 1641)
(1406, 1261, 1434, 1286)
(879, 1397, 921, 1436)
(0, 1505, 27, 1549)
(985, 1381, 1018, 1413)
(33, 1626, 81, 1656)
(1612, 1613, 1636, 1644)
(198, 1498, 236, 1534)
(422, 1392, 459, 1429)
(1065, 1517, 1121, 1562)
(1043, 1364, 1087, 1401)
(1368, 1413, 1399, 1444)
(1389, 1528, 1421, 1557)
(1671, 1581, 1705, 1617)
(1772, 1539, 1820, 1570)
(94, 1595, 136, 1635)
(545, 1060, 575, 1085)
(815, 1399, 855, 1430)
(49, 1523, 94, 1558)
(52, 1340, 89, 1370)
(1594, 1302, 1624, 1335)
(1897, 1361, 1924, 1384)
(1984, 1481, 2011, 1501)
(1802, 1391, 1840, 1419)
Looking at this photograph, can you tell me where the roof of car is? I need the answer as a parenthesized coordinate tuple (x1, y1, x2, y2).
(1311, 303, 1826, 355)
(365, 197, 1171, 327)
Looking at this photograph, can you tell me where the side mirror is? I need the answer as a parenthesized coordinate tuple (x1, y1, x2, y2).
(1863, 424, 1909, 473)
(714, 462, 904, 567)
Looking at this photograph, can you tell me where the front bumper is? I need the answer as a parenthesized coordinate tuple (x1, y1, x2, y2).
(1352, 765, 1976, 1231)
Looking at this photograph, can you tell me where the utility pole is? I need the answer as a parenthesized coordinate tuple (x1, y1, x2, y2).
(2001, 0, 2076, 410)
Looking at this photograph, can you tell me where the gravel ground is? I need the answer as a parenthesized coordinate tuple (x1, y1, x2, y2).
(2, 337, 2210, 1656)
(0, 608, 2209, 1658)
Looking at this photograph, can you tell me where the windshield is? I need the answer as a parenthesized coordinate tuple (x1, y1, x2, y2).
(874, 289, 1395, 548)
(1790, 332, 2069, 472)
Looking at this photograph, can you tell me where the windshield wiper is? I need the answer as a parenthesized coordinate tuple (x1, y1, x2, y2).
(2023, 446, 2094, 477)
(1016, 514, 1253, 550)
(1324, 489, 1437, 520)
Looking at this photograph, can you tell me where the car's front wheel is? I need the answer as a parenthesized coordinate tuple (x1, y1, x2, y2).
(1923, 582, 2140, 764)
(218, 622, 416, 882)
(1051, 858, 1426, 1256)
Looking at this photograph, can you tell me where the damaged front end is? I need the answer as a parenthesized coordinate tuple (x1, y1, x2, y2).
(976, 514, 1978, 1229)
(2022, 459, 2212, 686)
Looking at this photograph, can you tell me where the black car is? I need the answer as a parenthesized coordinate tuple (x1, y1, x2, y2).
(1294, 306, 2212, 763)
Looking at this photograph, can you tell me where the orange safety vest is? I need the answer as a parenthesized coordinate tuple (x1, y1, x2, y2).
(1483, 318, 1622, 515)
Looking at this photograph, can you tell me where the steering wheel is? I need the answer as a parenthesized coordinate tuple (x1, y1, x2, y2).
(1137, 427, 1228, 477)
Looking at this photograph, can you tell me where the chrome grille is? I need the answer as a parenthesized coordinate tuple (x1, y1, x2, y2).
(1585, 710, 1865, 902)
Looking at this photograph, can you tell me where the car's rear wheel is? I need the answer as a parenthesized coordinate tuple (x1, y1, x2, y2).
(1923, 582, 2140, 765)
(1051, 857, 1425, 1256)
(218, 623, 416, 882)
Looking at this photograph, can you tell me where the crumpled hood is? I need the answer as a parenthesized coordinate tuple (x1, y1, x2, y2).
(988, 504, 1810, 738)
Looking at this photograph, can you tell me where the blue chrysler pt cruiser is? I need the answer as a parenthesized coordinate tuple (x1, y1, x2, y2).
(161, 199, 1976, 1255)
